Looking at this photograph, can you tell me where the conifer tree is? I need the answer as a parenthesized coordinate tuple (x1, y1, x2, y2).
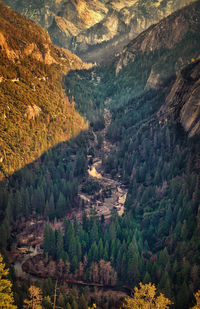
(55, 229, 63, 260)
(72, 299, 78, 309)
(43, 223, 56, 258)
(79, 294, 88, 309)
(177, 281, 189, 309)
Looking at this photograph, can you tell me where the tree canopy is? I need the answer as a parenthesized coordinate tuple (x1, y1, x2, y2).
(123, 282, 172, 309)
(0, 254, 17, 309)
(191, 290, 200, 309)
(23, 285, 42, 309)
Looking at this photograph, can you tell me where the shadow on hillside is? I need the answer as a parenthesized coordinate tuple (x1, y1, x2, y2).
(0, 128, 94, 247)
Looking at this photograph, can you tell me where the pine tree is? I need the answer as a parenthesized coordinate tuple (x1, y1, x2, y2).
(127, 241, 139, 283)
(72, 299, 78, 309)
(158, 247, 169, 268)
(0, 219, 10, 248)
(48, 193, 55, 218)
(143, 271, 151, 284)
(43, 223, 56, 258)
(55, 229, 63, 260)
(98, 239, 104, 260)
(177, 281, 189, 309)
(0, 254, 17, 308)
(90, 221, 99, 243)
(56, 192, 66, 217)
(78, 294, 88, 309)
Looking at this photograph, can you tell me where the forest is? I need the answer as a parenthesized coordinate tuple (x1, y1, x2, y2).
(0, 1, 200, 308)
(64, 65, 200, 309)
(0, 62, 200, 308)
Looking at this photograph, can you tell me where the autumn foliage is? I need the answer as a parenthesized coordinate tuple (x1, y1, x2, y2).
(123, 282, 172, 309)
(23, 286, 43, 309)
(0, 254, 17, 308)
(191, 290, 200, 309)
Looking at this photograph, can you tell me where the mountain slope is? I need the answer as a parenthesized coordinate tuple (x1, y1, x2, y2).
(159, 60, 200, 137)
(0, 1, 92, 180)
(64, 4, 200, 306)
(112, 0, 200, 137)
(0, 1, 200, 308)
(116, 0, 200, 76)
(2, 0, 197, 62)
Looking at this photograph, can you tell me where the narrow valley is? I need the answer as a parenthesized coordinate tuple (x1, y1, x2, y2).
(9, 95, 128, 283)
(0, 1, 200, 308)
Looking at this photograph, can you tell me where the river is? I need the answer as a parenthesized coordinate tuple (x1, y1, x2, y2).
(13, 245, 42, 281)
(12, 98, 128, 285)
(79, 105, 128, 219)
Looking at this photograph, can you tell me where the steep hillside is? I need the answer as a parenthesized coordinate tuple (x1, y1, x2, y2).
(116, 0, 200, 76)
(64, 3, 200, 307)
(112, 0, 200, 137)
(0, 1, 92, 180)
(159, 60, 200, 137)
(0, 1, 200, 308)
(2, 0, 197, 62)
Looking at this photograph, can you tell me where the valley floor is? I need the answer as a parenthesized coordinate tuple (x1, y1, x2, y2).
(8, 99, 129, 306)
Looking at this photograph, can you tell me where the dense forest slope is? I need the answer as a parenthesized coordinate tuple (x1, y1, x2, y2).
(65, 2, 200, 308)
(115, 0, 200, 79)
(112, 0, 200, 136)
(0, 1, 92, 180)
(0, 1, 200, 308)
(2, 0, 196, 62)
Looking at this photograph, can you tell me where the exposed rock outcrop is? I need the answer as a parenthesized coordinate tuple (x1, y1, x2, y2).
(159, 60, 200, 137)
(25, 104, 42, 120)
(115, 0, 200, 74)
(0, 2, 93, 70)
(0, 32, 18, 61)
(145, 67, 161, 90)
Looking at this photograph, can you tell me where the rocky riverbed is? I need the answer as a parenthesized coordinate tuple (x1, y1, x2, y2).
(79, 106, 127, 219)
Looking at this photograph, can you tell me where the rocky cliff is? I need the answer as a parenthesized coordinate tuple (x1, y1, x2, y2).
(159, 60, 200, 137)
(109, 0, 200, 137)
(2, 0, 197, 62)
(0, 1, 92, 72)
(116, 0, 200, 76)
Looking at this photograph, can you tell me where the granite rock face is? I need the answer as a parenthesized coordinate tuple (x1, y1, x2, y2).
(160, 60, 200, 137)
(116, 0, 200, 75)
(112, 1, 200, 137)
(2, 0, 197, 62)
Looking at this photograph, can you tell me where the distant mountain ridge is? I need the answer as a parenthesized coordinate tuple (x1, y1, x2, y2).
(2, 0, 197, 62)
(0, 1, 92, 180)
